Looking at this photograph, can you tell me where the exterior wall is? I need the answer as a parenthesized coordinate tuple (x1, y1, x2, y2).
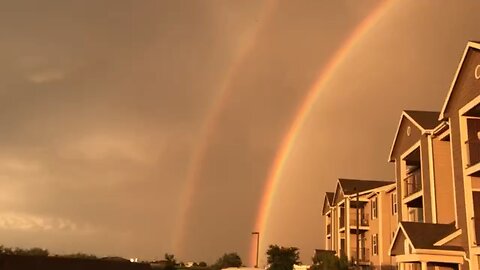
(442, 47, 480, 120)
(392, 117, 423, 222)
(433, 45, 480, 270)
(420, 136, 434, 223)
(384, 189, 397, 267)
(432, 138, 456, 224)
(369, 193, 381, 269)
(449, 105, 472, 260)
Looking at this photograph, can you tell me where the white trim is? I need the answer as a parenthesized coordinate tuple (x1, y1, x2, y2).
(413, 248, 465, 256)
(395, 254, 464, 264)
(389, 223, 415, 256)
(379, 191, 383, 265)
(434, 229, 462, 246)
(386, 184, 397, 193)
(388, 224, 401, 256)
(345, 198, 350, 259)
(428, 135, 437, 223)
(419, 138, 426, 223)
(448, 118, 459, 228)
(439, 41, 480, 120)
(436, 129, 450, 141)
(466, 162, 480, 176)
(433, 121, 449, 136)
(389, 112, 432, 162)
(389, 114, 407, 162)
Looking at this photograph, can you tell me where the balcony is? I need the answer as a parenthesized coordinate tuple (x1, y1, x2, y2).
(326, 224, 331, 235)
(339, 213, 369, 231)
(403, 170, 422, 198)
(349, 212, 369, 227)
(351, 248, 370, 264)
(465, 139, 480, 168)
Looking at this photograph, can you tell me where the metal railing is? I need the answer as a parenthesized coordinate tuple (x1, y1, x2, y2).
(403, 170, 422, 198)
(351, 248, 370, 263)
(465, 140, 480, 167)
(349, 212, 369, 227)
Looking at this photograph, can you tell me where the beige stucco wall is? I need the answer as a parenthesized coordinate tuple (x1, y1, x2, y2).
(369, 193, 381, 268)
(432, 138, 456, 224)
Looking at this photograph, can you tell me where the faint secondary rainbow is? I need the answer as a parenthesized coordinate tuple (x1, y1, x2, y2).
(250, 0, 395, 265)
(173, 0, 278, 255)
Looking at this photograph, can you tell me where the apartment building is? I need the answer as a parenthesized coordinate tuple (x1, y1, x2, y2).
(437, 41, 480, 270)
(322, 41, 480, 270)
(322, 179, 395, 270)
(388, 110, 462, 270)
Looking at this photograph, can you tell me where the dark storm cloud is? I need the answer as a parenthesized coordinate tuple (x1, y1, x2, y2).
(0, 0, 265, 259)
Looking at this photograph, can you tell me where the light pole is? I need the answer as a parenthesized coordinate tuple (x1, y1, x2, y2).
(251, 232, 260, 268)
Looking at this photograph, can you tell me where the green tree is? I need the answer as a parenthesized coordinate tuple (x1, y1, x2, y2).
(211, 252, 242, 270)
(198, 261, 208, 267)
(310, 251, 352, 270)
(164, 253, 177, 270)
(266, 245, 300, 270)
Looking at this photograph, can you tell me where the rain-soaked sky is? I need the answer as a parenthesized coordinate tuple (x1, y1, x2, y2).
(1, 0, 480, 266)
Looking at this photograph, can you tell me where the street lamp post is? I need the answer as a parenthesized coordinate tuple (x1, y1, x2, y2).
(251, 232, 260, 268)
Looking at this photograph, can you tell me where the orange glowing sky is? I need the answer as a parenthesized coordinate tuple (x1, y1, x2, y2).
(1, 0, 480, 266)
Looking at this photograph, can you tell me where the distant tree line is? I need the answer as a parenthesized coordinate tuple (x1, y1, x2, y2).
(0, 245, 97, 259)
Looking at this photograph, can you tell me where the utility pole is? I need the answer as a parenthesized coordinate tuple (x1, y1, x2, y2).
(252, 232, 260, 268)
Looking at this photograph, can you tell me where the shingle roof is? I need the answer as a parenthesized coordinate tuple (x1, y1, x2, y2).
(338, 178, 394, 195)
(325, 192, 334, 205)
(404, 110, 441, 130)
(400, 222, 464, 251)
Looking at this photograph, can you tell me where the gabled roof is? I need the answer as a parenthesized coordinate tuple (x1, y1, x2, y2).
(440, 41, 480, 120)
(322, 192, 335, 215)
(390, 222, 464, 255)
(325, 192, 334, 205)
(388, 110, 441, 162)
(404, 110, 441, 130)
(338, 178, 394, 195)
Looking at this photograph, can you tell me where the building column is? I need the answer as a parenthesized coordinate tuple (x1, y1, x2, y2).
(421, 261, 427, 270)
(399, 262, 404, 270)
(346, 198, 350, 260)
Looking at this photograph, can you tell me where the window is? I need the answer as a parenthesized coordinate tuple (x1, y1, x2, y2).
(392, 192, 397, 215)
(371, 197, 378, 219)
(372, 234, 378, 255)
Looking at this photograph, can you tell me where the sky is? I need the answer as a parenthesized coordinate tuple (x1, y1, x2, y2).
(1, 0, 480, 266)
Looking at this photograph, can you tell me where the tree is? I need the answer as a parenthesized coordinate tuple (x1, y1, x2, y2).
(266, 245, 300, 270)
(211, 252, 242, 270)
(61, 253, 97, 259)
(198, 261, 208, 267)
(0, 246, 49, 257)
(310, 251, 348, 270)
(164, 253, 177, 270)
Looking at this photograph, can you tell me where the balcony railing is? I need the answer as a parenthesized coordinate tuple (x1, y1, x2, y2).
(351, 248, 370, 263)
(349, 212, 369, 227)
(465, 140, 480, 168)
(339, 213, 368, 229)
(403, 170, 422, 198)
(326, 224, 331, 235)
